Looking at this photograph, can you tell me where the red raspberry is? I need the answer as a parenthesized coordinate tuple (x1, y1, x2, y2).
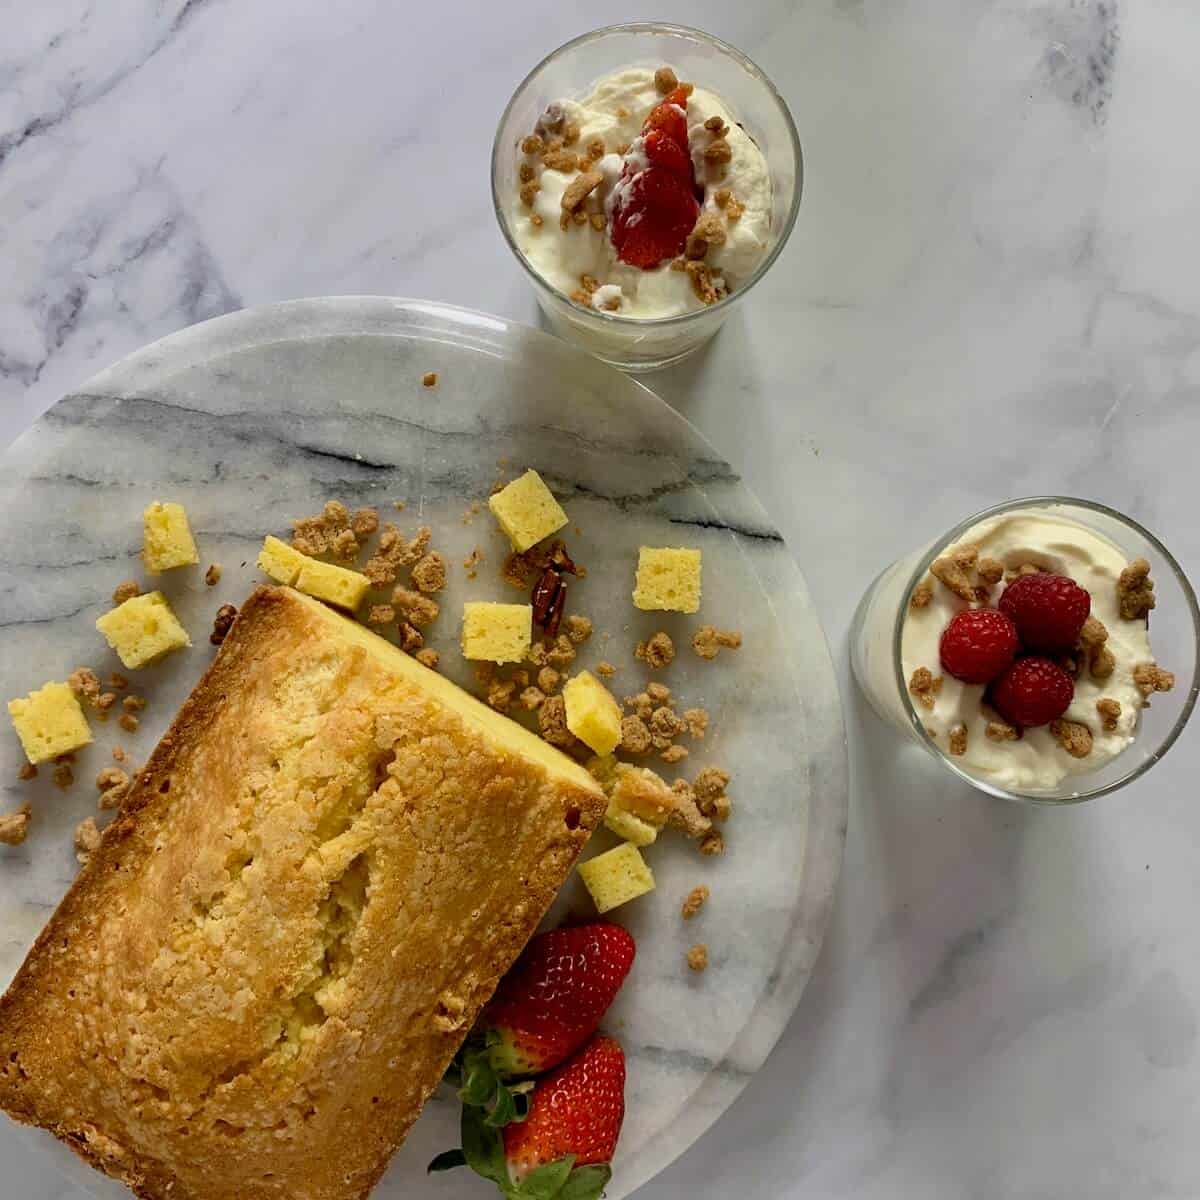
(988, 657, 1075, 728)
(938, 609, 1020, 684)
(998, 573, 1091, 653)
(610, 167, 699, 268)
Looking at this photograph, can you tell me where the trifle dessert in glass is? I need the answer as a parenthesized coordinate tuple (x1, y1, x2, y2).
(851, 498, 1199, 803)
(492, 23, 802, 372)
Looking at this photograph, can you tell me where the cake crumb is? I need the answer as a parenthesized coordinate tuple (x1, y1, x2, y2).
(948, 723, 968, 756)
(411, 551, 447, 594)
(108, 673, 129, 691)
(366, 605, 396, 625)
(908, 667, 942, 711)
(519, 686, 546, 711)
(681, 886, 709, 920)
(930, 556, 976, 602)
(1051, 718, 1093, 758)
(204, 564, 222, 587)
(625, 691, 653, 721)
(415, 648, 440, 671)
(635, 632, 675, 669)
(536, 666, 561, 694)
(18, 763, 37, 782)
(210, 603, 237, 645)
(693, 767, 731, 821)
(1133, 663, 1175, 697)
(96, 692, 117, 713)
(487, 679, 516, 714)
(0, 806, 31, 846)
(112, 746, 127, 763)
(74, 816, 101, 864)
(392, 586, 439, 627)
(686, 944, 709, 972)
(398, 622, 424, 653)
(292, 500, 353, 557)
(692, 625, 741, 660)
(422, 372, 438, 388)
(463, 547, 484, 579)
(564, 614, 593, 644)
(119, 713, 139, 733)
(986, 719, 1020, 742)
(1117, 558, 1155, 620)
(725, 195, 745, 221)
(650, 706, 685, 749)
(660, 744, 689, 763)
(68, 668, 101, 706)
(646, 681, 671, 704)
(112, 580, 140, 606)
(351, 507, 379, 538)
(546, 635, 577, 668)
(596, 661, 616, 678)
(698, 830, 725, 856)
(910, 579, 934, 609)
(96, 767, 130, 811)
(1096, 698, 1122, 732)
(977, 557, 1004, 586)
(123, 695, 147, 713)
(538, 695, 575, 748)
(682, 708, 708, 739)
(364, 524, 431, 587)
(620, 715, 652, 755)
(666, 779, 712, 840)
(654, 66, 678, 93)
(393, 500, 407, 511)
(53, 763, 74, 789)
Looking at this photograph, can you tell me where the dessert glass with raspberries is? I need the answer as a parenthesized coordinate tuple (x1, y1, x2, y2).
(850, 498, 1198, 803)
(492, 23, 802, 371)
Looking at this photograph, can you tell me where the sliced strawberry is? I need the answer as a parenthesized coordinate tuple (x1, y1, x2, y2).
(643, 96, 688, 147)
(610, 167, 699, 268)
(643, 128, 692, 179)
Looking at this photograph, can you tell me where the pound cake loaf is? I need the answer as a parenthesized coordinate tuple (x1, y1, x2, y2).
(0, 586, 605, 1200)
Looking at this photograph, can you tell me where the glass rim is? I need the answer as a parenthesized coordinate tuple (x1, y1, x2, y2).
(489, 21, 804, 329)
(889, 496, 1200, 805)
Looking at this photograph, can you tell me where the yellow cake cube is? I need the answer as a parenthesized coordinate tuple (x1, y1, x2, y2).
(488, 469, 568, 552)
(632, 546, 702, 613)
(257, 535, 307, 584)
(562, 670, 622, 756)
(142, 502, 199, 573)
(7, 682, 93, 764)
(609, 763, 674, 828)
(96, 591, 191, 669)
(461, 602, 532, 664)
(256, 536, 370, 612)
(578, 842, 656, 913)
(603, 803, 658, 847)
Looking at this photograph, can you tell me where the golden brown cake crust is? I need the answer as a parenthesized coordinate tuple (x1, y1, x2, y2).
(0, 586, 604, 1200)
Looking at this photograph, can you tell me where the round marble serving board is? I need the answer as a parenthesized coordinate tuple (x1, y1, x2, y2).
(0, 298, 847, 1200)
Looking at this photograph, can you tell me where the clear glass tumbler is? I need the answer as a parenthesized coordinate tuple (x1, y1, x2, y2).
(491, 22, 803, 373)
(850, 497, 1199, 804)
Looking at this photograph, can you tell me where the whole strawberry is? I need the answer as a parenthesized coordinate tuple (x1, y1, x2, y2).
(989, 656, 1075, 728)
(431, 1036, 626, 1200)
(451, 923, 634, 1123)
(998, 573, 1091, 653)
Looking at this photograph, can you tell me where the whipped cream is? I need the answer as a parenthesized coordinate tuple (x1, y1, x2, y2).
(900, 511, 1154, 791)
(511, 67, 772, 319)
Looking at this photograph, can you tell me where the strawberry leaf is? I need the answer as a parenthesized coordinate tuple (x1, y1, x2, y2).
(558, 1164, 612, 1200)
(513, 1156, 576, 1200)
(461, 1105, 507, 1187)
(427, 1150, 467, 1174)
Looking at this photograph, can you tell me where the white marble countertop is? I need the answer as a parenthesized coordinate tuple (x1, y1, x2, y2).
(2, 2, 1198, 1198)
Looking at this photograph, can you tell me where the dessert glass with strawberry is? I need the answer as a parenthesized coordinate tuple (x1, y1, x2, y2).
(850, 498, 1199, 803)
(493, 23, 802, 371)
